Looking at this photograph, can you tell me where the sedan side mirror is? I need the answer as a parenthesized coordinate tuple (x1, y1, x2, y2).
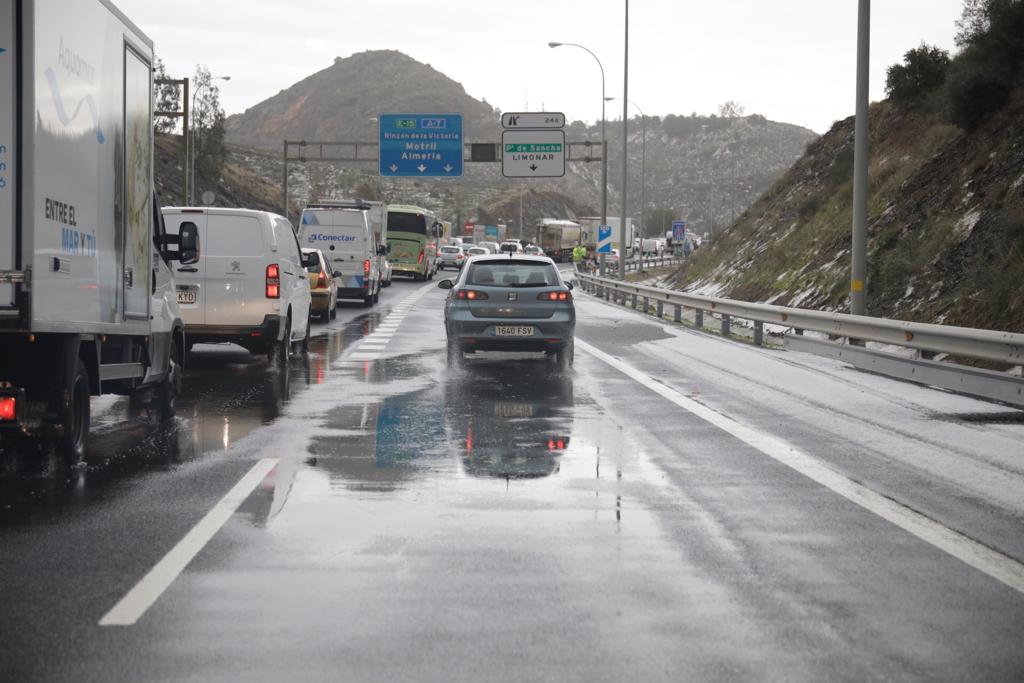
(177, 221, 200, 265)
(566, 282, 574, 290)
(437, 279, 454, 290)
(332, 270, 343, 278)
(377, 244, 388, 256)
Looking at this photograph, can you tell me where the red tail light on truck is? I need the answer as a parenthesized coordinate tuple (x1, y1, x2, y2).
(266, 264, 280, 299)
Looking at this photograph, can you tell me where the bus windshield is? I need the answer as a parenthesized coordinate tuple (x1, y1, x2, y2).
(388, 212, 427, 235)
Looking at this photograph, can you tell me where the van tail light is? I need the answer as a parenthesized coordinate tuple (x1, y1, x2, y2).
(537, 290, 572, 302)
(418, 249, 425, 264)
(455, 290, 489, 300)
(363, 259, 371, 275)
(0, 397, 16, 421)
(266, 263, 280, 299)
(316, 271, 329, 289)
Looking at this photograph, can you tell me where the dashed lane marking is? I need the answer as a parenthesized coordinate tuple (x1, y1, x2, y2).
(99, 458, 280, 626)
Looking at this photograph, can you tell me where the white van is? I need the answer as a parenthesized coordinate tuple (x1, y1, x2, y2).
(298, 203, 384, 306)
(162, 208, 314, 360)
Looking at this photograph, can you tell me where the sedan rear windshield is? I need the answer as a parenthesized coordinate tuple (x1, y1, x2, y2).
(466, 261, 559, 287)
(440, 246, 461, 254)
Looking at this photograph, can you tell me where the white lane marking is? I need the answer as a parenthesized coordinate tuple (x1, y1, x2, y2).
(99, 458, 280, 626)
(359, 345, 388, 351)
(576, 338, 1024, 595)
(348, 353, 382, 361)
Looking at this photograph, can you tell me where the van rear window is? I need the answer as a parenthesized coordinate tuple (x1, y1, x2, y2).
(207, 216, 265, 256)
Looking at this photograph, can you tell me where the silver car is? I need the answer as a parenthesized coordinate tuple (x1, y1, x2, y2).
(439, 255, 575, 368)
(437, 245, 467, 270)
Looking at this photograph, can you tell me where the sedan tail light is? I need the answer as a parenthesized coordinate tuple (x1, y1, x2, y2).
(537, 290, 572, 302)
(316, 270, 329, 289)
(266, 263, 280, 299)
(454, 289, 489, 300)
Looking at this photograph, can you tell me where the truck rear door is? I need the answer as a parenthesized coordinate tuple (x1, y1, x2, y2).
(0, 0, 16, 308)
(122, 46, 152, 320)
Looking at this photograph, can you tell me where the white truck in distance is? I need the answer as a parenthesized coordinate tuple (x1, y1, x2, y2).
(0, 0, 199, 463)
(578, 216, 636, 257)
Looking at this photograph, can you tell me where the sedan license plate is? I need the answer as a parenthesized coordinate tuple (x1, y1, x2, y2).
(494, 325, 534, 337)
(176, 289, 197, 305)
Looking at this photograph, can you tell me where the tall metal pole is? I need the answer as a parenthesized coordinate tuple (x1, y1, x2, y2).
(619, 0, 629, 280)
(610, 97, 646, 273)
(282, 141, 289, 219)
(851, 0, 870, 315)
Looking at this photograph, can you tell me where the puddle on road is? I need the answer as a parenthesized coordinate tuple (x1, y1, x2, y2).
(0, 309, 395, 524)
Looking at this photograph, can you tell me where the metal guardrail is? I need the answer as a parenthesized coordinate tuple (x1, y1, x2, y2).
(575, 272, 1024, 366)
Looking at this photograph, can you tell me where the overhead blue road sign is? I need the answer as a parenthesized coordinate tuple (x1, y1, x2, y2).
(598, 225, 613, 254)
(379, 113, 463, 177)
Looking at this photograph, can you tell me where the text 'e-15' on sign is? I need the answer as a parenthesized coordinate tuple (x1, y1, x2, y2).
(501, 129, 565, 178)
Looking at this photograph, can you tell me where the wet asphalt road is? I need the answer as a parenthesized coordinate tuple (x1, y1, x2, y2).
(2, 271, 1024, 682)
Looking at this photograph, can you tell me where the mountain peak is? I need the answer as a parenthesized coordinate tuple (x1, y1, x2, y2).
(225, 50, 496, 148)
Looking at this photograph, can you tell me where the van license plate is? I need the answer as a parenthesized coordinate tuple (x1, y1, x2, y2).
(495, 326, 533, 337)
(176, 290, 197, 304)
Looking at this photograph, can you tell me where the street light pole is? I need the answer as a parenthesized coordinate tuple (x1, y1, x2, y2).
(851, 0, 870, 316)
(620, 0, 629, 281)
(607, 96, 645, 273)
(548, 41, 607, 275)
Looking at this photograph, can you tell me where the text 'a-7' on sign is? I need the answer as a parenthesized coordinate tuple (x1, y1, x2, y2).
(501, 129, 565, 178)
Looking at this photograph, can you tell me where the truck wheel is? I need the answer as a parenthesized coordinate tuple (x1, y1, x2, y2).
(157, 340, 182, 420)
(58, 357, 90, 467)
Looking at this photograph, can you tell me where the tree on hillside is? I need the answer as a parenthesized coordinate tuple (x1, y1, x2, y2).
(192, 65, 227, 179)
(885, 44, 951, 110)
(153, 58, 181, 134)
(718, 101, 746, 118)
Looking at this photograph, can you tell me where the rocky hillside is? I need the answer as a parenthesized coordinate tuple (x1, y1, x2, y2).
(225, 50, 499, 147)
(674, 92, 1024, 332)
(154, 133, 287, 213)
(223, 50, 816, 233)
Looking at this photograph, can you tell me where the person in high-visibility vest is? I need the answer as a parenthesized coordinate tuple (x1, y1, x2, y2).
(572, 245, 586, 264)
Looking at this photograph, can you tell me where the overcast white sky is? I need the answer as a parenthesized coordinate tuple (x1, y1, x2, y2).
(119, 0, 967, 134)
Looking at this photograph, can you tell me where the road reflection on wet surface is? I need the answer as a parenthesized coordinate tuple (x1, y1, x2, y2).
(0, 307, 389, 524)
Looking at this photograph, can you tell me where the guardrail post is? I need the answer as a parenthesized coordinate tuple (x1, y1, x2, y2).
(754, 321, 764, 346)
(606, 287, 612, 302)
(631, 293, 638, 309)
(656, 300, 664, 318)
(642, 296, 649, 313)
(674, 304, 682, 323)
(695, 309, 704, 329)
(721, 315, 731, 337)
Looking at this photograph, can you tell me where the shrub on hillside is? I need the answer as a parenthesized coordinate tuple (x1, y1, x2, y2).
(942, 0, 1024, 129)
(885, 44, 951, 111)
(944, 58, 1011, 129)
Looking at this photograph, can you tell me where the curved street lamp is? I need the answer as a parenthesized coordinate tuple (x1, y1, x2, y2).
(548, 41, 608, 275)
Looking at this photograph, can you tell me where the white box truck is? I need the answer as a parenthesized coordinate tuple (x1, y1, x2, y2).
(0, 0, 199, 463)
